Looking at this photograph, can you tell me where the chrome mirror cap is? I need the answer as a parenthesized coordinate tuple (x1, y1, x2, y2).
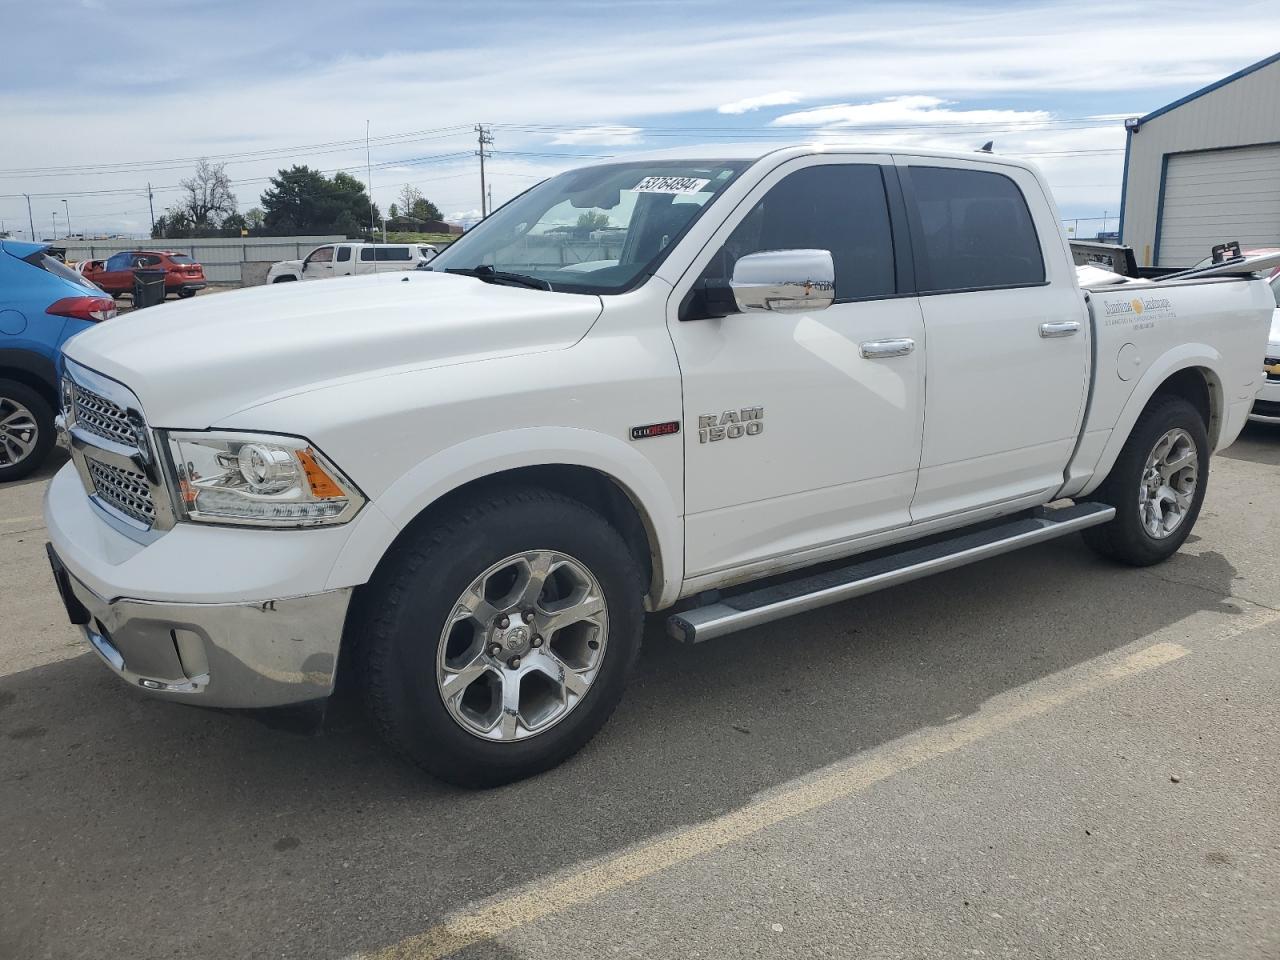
(730, 249, 835, 313)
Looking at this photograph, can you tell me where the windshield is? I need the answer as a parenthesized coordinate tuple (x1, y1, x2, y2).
(429, 160, 751, 293)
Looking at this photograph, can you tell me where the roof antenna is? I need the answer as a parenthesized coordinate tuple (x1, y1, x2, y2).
(977, 141, 994, 153)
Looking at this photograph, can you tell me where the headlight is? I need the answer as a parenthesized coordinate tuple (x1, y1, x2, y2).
(164, 431, 364, 527)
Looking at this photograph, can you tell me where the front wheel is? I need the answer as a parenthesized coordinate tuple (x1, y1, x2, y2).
(359, 488, 644, 787)
(0, 380, 54, 483)
(1082, 395, 1208, 566)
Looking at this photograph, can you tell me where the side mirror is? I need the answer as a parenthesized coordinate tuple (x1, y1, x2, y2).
(730, 249, 835, 313)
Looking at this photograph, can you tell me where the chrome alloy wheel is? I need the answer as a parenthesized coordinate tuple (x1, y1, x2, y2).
(0, 396, 38, 467)
(436, 550, 609, 741)
(1138, 427, 1198, 540)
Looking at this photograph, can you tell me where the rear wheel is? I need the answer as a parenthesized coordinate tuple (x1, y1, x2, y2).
(0, 379, 54, 483)
(358, 488, 644, 787)
(272, 275, 297, 284)
(178, 289, 197, 298)
(1082, 395, 1208, 565)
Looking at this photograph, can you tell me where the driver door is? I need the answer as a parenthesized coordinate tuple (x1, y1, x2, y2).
(668, 158, 926, 580)
(301, 245, 334, 281)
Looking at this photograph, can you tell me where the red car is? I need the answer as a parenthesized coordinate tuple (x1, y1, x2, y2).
(81, 250, 207, 299)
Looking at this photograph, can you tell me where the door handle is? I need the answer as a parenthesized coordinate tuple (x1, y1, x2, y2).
(860, 338, 915, 359)
(1039, 321, 1080, 338)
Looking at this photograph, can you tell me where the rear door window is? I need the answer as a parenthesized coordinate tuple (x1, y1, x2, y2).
(23, 252, 96, 289)
(375, 247, 412, 261)
(907, 166, 1045, 292)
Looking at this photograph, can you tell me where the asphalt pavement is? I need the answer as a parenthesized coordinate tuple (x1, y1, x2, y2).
(2, 426, 1277, 960)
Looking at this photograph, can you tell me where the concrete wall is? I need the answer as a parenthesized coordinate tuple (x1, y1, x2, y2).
(57, 236, 346, 285)
(1121, 55, 1280, 266)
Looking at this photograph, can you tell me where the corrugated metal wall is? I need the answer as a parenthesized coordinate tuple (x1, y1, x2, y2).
(1121, 56, 1280, 267)
(57, 236, 346, 284)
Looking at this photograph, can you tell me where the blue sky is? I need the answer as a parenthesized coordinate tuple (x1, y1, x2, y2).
(2, 0, 1278, 238)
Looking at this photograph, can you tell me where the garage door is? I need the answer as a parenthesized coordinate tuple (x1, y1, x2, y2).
(1156, 143, 1280, 266)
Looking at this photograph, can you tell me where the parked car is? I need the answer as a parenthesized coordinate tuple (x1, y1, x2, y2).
(81, 250, 207, 299)
(267, 242, 438, 283)
(1193, 249, 1280, 423)
(0, 239, 115, 481)
(45, 146, 1276, 788)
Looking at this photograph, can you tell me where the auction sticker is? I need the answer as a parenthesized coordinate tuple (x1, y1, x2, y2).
(633, 176, 711, 194)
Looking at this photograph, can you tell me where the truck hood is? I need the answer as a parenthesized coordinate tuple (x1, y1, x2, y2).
(64, 271, 603, 426)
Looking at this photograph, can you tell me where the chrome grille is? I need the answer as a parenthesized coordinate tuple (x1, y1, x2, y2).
(73, 383, 136, 447)
(86, 459, 156, 526)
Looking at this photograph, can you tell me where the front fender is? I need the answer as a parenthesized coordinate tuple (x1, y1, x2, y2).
(1075, 343, 1224, 498)
(324, 426, 684, 609)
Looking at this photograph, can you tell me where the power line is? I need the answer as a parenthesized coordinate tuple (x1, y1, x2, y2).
(0, 124, 475, 178)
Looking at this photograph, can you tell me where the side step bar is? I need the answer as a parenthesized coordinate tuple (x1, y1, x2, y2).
(667, 502, 1115, 643)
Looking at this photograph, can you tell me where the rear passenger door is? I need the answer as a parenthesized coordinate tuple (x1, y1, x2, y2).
(334, 244, 353, 275)
(896, 158, 1090, 522)
(668, 157, 926, 579)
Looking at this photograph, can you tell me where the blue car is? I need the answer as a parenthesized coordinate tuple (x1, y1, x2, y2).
(0, 239, 117, 481)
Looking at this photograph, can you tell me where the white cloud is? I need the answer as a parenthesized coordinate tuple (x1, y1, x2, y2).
(717, 90, 801, 114)
(773, 96, 1052, 129)
(6, 0, 1279, 232)
(447, 209, 483, 223)
(551, 126, 643, 146)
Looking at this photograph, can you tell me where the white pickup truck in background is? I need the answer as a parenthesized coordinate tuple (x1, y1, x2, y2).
(45, 145, 1276, 787)
(266, 241, 438, 283)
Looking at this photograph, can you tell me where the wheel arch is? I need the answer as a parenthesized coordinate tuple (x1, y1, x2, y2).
(326, 427, 684, 612)
(0, 349, 59, 412)
(1078, 347, 1223, 498)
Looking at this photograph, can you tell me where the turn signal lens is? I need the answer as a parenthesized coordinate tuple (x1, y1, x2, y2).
(164, 431, 364, 527)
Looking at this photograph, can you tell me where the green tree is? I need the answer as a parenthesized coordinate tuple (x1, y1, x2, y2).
(388, 203, 399, 220)
(244, 207, 266, 232)
(259, 165, 380, 237)
(577, 211, 610, 230)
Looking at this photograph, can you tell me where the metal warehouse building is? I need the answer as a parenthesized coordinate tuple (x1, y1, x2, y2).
(1120, 52, 1280, 268)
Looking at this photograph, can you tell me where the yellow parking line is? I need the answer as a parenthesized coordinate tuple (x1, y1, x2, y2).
(355, 639, 1197, 960)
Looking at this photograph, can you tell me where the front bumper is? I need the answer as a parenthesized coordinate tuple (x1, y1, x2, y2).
(48, 543, 351, 708)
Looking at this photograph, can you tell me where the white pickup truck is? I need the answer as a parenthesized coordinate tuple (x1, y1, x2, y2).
(45, 145, 1275, 787)
(266, 241, 437, 283)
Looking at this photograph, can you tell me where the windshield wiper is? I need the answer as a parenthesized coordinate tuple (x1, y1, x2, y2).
(445, 265, 553, 291)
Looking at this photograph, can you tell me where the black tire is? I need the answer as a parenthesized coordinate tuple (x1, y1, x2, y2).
(1082, 395, 1209, 566)
(178, 289, 196, 299)
(358, 487, 644, 787)
(0, 379, 54, 483)
(272, 275, 297, 283)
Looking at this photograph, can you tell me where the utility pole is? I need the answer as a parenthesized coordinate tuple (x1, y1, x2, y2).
(487, 182, 493, 217)
(147, 182, 156, 236)
(476, 124, 493, 217)
(62, 200, 71, 240)
(24, 194, 34, 240)
(366, 120, 375, 236)
(51, 211, 58, 240)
